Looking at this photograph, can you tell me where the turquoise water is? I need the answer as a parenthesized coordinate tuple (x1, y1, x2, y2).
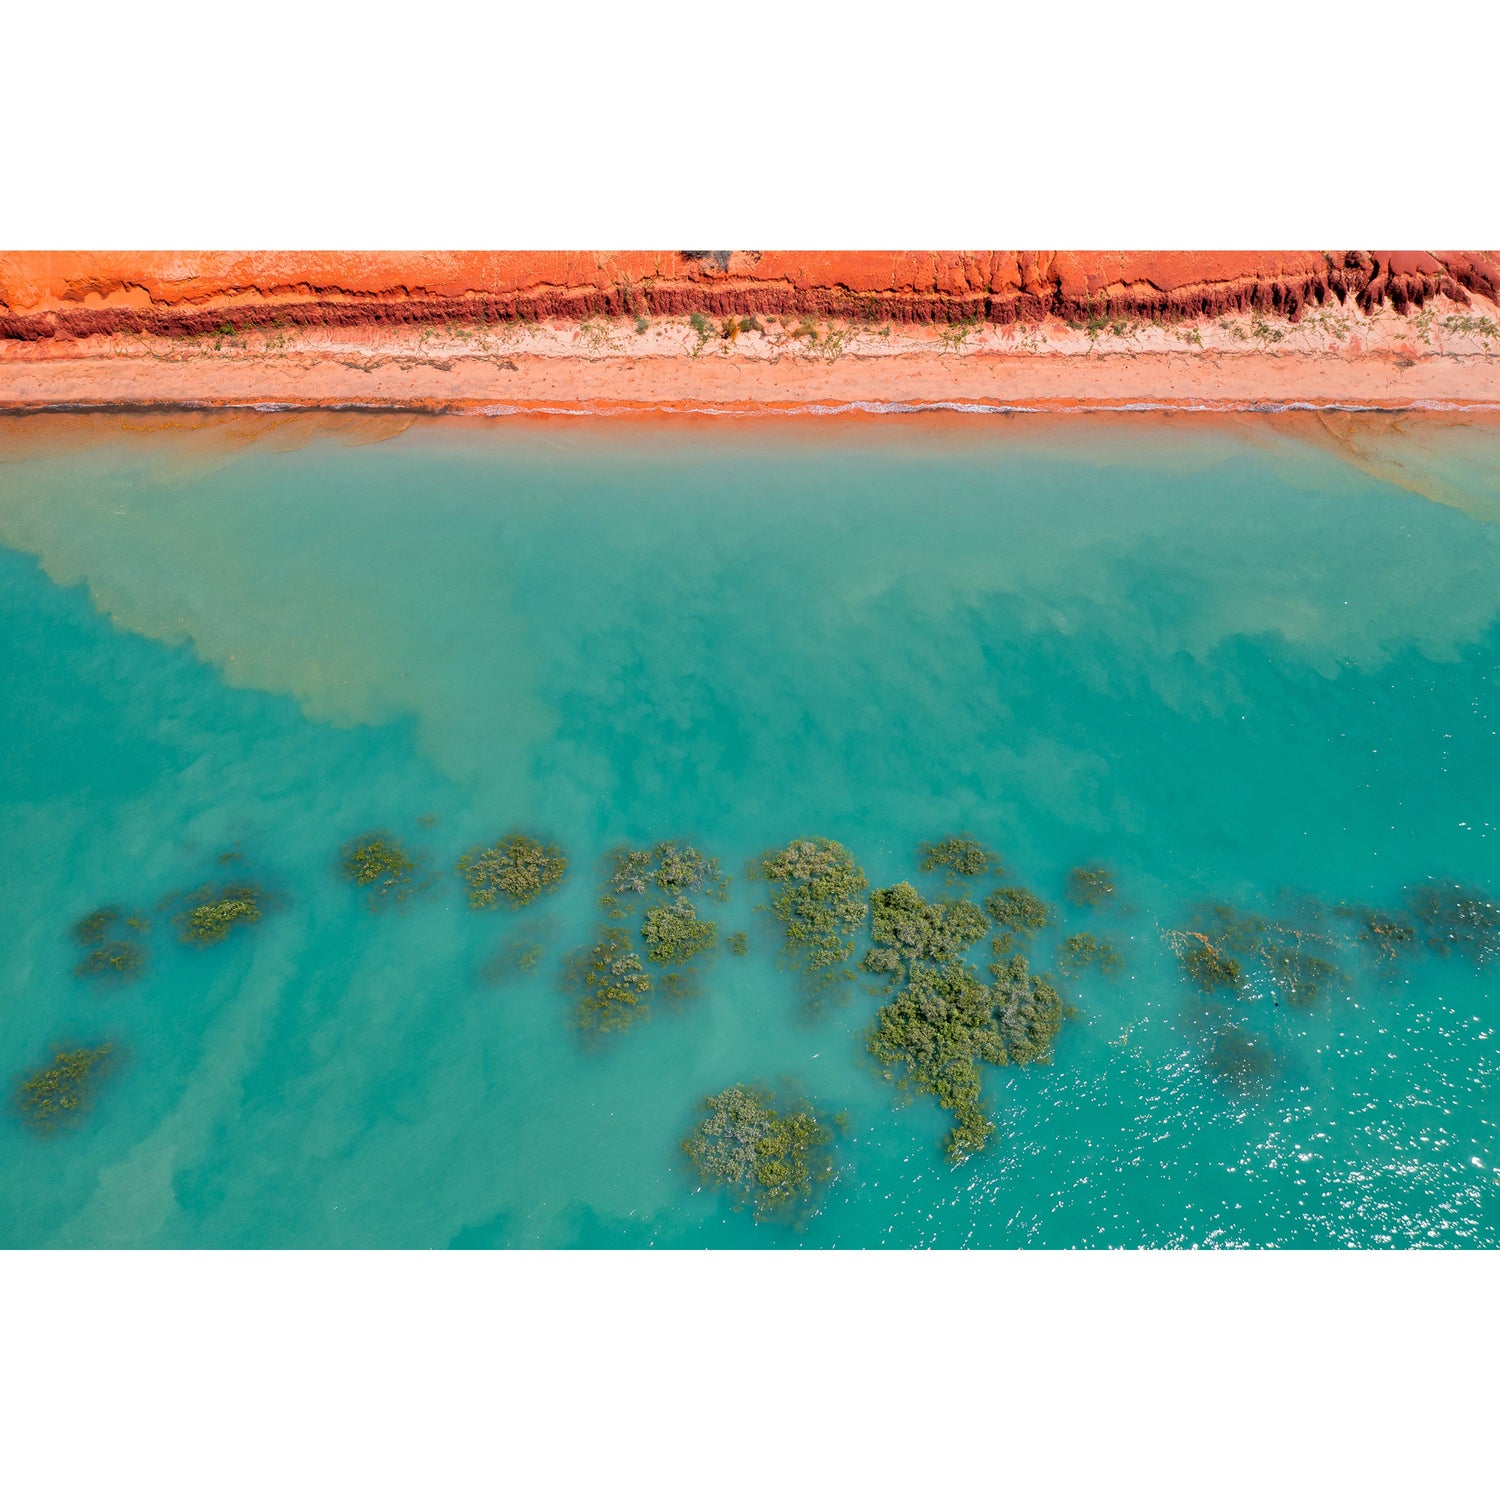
(1, 412, 1497, 1248)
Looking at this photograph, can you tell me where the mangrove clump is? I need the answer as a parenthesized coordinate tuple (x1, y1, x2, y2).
(1186, 902, 1271, 957)
(990, 953, 1065, 1066)
(682, 1084, 837, 1226)
(339, 831, 422, 908)
(481, 938, 546, 986)
(74, 941, 147, 980)
(18, 1043, 115, 1131)
(458, 834, 568, 909)
(608, 841, 727, 901)
(869, 952, 1061, 1163)
(567, 927, 652, 1034)
(642, 897, 718, 966)
(71, 906, 149, 983)
(863, 882, 987, 981)
(728, 931, 749, 956)
(1066, 864, 1117, 908)
(1056, 932, 1125, 979)
(754, 838, 870, 984)
(177, 884, 264, 947)
(984, 886, 1052, 950)
(918, 835, 1000, 880)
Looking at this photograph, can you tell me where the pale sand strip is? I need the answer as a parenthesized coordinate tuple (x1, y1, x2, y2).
(3, 303, 1499, 413)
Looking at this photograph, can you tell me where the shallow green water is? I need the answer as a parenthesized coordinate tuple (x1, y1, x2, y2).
(1, 413, 1497, 1248)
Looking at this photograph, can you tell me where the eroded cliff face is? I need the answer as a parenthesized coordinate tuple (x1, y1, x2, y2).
(2, 251, 1496, 341)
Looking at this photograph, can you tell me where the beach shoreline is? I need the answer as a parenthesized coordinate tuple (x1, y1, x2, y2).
(4, 326, 1499, 416)
(3, 251, 1497, 415)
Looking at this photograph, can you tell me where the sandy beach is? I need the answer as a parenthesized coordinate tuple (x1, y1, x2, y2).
(3, 251, 1497, 413)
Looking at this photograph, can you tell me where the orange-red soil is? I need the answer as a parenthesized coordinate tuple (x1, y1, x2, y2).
(3, 252, 1498, 413)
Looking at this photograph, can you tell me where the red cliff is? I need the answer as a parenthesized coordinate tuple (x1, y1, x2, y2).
(3, 251, 1497, 342)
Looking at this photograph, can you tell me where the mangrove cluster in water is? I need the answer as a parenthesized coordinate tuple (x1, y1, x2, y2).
(567, 927, 653, 1034)
(918, 835, 1000, 881)
(862, 882, 988, 982)
(1056, 932, 1125, 979)
(868, 949, 1062, 1163)
(71, 906, 149, 982)
(754, 838, 870, 986)
(458, 834, 568, 909)
(681, 1084, 838, 1226)
(984, 885, 1052, 954)
(481, 931, 547, 986)
(608, 841, 728, 901)
(642, 897, 718, 966)
(18, 1043, 115, 1131)
(340, 832, 424, 909)
(177, 884, 265, 947)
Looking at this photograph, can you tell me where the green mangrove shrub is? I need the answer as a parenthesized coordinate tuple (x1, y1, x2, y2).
(991, 954, 1065, 1066)
(642, 897, 718, 965)
(984, 886, 1052, 952)
(1055, 932, 1124, 979)
(728, 931, 749, 956)
(1185, 902, 1271, 957)
(18, 1043, 115, 1131)
(567, 927, 652, 1034)
(609, 841, 727, 901)
(918, 835, 1000, 880)
(682, 1084, 838, 1226)
(177, 884, 264, 946)
(481, 937, 546, 986)
(863, 882, 987, 981)
(339, 832, 423, 908)
(458, 834, 567, 909)
(74, 942, 147, 980)
(71, 907, 149, 982)
(1174, 900, 1348, 1005)
(868, 952, 1062, 1163)
(753, 838, 870, 983)
(869, 961, 1003, 1161)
